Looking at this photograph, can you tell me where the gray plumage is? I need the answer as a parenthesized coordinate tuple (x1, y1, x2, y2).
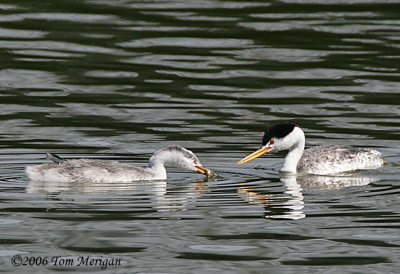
(46, 153, 65, 164)
(298, 144, 383, 174)
(26, 145, 209, 183)
(28, 159, 154, 182)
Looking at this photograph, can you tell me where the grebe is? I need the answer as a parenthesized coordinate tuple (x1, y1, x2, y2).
(238, 123, 384, 175)
(26, 145, 215, 183)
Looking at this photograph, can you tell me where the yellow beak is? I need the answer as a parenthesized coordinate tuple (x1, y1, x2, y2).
(237, 146, 272, 164)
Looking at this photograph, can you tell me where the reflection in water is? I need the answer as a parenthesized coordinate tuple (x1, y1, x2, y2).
(239, 173, 376, 220)
(294, 173, 376, 192)
(26, 179, 208, 213)
(0, 0, 398, 272)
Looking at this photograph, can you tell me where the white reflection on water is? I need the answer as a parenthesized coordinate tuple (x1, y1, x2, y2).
(238, 173, 376, 220)
(26, 168, 379, 220)
(26, 179, 208, 213)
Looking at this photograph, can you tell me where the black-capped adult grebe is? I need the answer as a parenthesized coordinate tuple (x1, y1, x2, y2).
(238, 123, 384, 175)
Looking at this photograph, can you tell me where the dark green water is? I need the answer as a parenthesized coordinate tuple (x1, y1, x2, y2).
(0, 0, 399, 273)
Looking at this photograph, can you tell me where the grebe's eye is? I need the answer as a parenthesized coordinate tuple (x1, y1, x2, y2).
(269, 140, 275, 145)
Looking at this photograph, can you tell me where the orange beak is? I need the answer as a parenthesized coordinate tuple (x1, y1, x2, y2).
(195, 165, 215, 176)
(195, 166, 208, 175)
(237, 146, 272, 164)
(195, 166, 217, 178)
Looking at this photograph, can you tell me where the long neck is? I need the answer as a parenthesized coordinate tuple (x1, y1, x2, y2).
(146, 149, 185, 180)
(146, 152, 169, 180)
(146, 160, 167, 180)
(280, 127, 305, 174)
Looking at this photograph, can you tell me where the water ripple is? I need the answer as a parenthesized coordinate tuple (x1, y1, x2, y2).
(119, 37, 254, 49)
(0, 0, 399, 272)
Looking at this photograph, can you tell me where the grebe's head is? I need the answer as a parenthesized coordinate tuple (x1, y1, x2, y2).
(150, 145, 215, 176)
(238, 122, 304, 164)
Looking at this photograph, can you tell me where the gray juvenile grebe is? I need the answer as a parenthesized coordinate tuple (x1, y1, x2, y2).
(26, 145, 215, 182)
(238, 123, 384, 175)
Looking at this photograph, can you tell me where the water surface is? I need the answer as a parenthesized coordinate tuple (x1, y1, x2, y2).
(0, 0, 399, 273)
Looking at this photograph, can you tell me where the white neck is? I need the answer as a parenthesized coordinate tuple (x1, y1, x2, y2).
(145, 148, 188, 180)
(146, 161, 167, 180)
(280, 127, 305, 174)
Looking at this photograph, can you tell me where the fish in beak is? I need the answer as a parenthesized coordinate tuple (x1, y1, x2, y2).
(237, 146, 272, 164)
(195, 166, 217, 178)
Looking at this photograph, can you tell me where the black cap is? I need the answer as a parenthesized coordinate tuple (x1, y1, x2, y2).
(262, 123, 297, 146)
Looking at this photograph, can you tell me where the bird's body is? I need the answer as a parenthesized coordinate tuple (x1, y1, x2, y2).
(238, 123, 384, 175)
(26, 159, 156, 183)
(26, 145, 214, 183)
(298, 144, 383, 175)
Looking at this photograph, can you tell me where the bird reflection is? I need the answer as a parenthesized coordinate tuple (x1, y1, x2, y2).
(26, 178, 209, 212)
(238, 173, 376, 220)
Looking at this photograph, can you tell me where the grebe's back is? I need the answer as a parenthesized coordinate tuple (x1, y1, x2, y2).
(27, 159, 157, 183)
(298, 144, 384, 175)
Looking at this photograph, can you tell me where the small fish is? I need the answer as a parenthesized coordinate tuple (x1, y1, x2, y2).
(205, 168, 218, 179)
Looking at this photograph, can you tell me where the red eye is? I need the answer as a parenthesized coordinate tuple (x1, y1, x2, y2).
(269, 140, 275, 145)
